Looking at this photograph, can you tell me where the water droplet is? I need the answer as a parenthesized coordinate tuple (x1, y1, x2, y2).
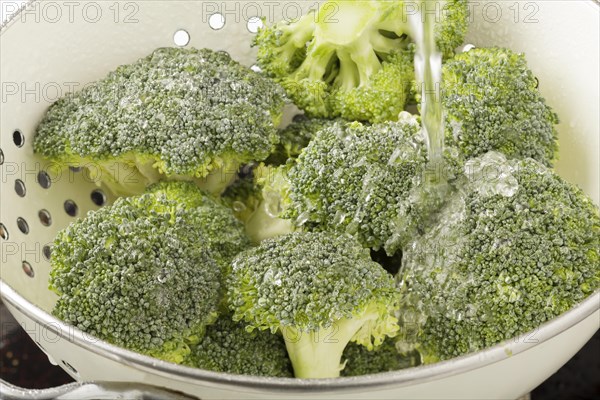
(388, 148, 402, 165)
(346, 221, 360, 234)
(264, 192, 282, 218)
(466, 304, 477, 318)
(232, 201, 246, 212)
(333, 211, 346, 226)
(397, 111, 417, 124)
(118, 224, 132, 235)
(157, 269, 169, 283)
(295, 211, 310, 227)
(465, 152, 518, 198)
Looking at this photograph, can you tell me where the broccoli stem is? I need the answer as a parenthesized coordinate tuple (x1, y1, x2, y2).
(334, 50, 360, 91)
(192, 161, 240, 196)
(295, 44, 336, 81)
(348, 35, 383, 86)
(93, 162, 151, 197)
(282, 314, 378, 379)
(245, 200, 294, 243)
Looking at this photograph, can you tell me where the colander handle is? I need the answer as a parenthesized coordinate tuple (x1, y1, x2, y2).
(0, 379, 199, 400)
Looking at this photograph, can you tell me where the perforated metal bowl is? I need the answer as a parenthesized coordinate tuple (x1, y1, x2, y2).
(1, 1, 598, 399)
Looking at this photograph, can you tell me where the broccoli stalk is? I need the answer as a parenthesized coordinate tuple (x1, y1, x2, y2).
(244, 163, 295, 243)
(283, 303, 395, 378)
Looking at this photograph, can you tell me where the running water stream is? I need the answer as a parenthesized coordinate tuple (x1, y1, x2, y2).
(408, 1, 445, 180)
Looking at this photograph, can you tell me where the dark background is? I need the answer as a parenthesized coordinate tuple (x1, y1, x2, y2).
(0, 300, 598, 398)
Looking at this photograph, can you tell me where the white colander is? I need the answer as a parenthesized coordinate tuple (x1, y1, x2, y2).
(0, 1, 598, 399)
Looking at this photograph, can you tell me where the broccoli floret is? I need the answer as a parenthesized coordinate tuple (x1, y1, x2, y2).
(34, 47, 286, 197)
(433, 0, 470, 58)
(227, 232, 399, 378)
(49, 181, 249, 363)
(440, 47, 559, 166)
(265, 114, 340, 165)
(398, 152, 600, 363)
(247, 115, 461, 253)
(149, 181, 251, 272)
(255, 0, 468, 122)
(341, 338, 420, 376)
(185, 315, 293, 377)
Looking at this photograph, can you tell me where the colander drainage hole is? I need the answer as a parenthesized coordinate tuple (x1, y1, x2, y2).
(13, 130, 25, 148)
(22, 261, 34, 278)
(91, 189, 107, 206)
(14, 179, 26, 197)
(247, 17, 263, 33)
(39, 209, 52, 226)
(0, 223, 8, 240)
(43, 245, 52, 261)
(61, 360, 79, 376)
(64, 200, 78, 217)
(16, 217, 29, 234)
(173, 29, 190, 47)
(37, 170, 52, 189)
(209, 13, 225, 30)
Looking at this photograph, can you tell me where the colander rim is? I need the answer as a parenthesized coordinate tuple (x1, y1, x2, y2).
(1, 280, 598, 393)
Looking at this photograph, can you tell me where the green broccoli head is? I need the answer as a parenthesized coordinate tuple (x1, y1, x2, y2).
(227, 232, 399, 378)
(265, 114, 340, 166)
(254, 0, 468, 122)
(251, 116, 460, 253)
(398, 152, 600, 363)
(185, 315, 293, 377)
(441, 47, 559, 166)
(34, 47, 286, 196)
(286, 118, 427, 254)
(49, 181, 248, 363)
(341, 337, 420, 377)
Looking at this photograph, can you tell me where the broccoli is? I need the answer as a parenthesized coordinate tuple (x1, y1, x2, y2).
(49, 181, 249, 363)
(185, 315, 293, 377)
(440, 47, 559, 166)
(254, 0, 468, 122)
(246, 115, 461, 253)
(244, 163, 295, 243)
(148, 181, 251, 273)
(341, 338, 420, 376)
(397, 152, 600, 363)
(34, 47, 286, 197)
(221, 166, 263, 224)
(265, 114, 340, 165)
(227, 232, 399, 378)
